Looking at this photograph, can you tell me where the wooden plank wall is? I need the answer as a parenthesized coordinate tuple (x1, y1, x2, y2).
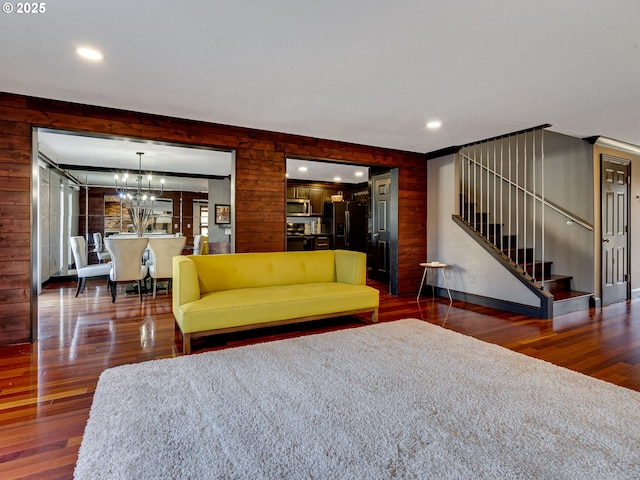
(0, 93, 427, 346)
(0, 115, 32, 345)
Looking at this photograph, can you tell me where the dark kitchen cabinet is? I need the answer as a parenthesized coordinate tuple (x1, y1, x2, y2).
(314, 235, 330, 250)
(309, 188, 325, 216)
(287, 186, 310, 199)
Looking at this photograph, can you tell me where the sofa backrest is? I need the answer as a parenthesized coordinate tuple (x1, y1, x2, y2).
(190, 250, 338, 293)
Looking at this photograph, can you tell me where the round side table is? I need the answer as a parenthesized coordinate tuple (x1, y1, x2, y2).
(417, 262, 452, 302)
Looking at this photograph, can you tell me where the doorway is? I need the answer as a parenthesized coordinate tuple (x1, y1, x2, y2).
(32, 128, 234, 339)
(35, 129, 233, 280)
(285, 157, 370, 255)
(371, 170, 398, 294)
(601, 154, 630, 305)
(193, 200, 209, 237)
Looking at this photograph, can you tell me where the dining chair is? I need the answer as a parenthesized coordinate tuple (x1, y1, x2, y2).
(192, 234, 203, 255)
(69, 236, 112, 297)
(92, 232, 111, 263)
(147, 236, 187, 298)
(104, 237, 149, 303)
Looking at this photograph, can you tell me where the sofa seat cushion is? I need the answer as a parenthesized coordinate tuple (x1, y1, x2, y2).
(177, 282, 378, 333)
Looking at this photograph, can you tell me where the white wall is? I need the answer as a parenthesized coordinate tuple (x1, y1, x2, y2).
(427, 154, 541, 307)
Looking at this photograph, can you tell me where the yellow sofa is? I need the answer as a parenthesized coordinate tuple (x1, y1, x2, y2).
(172, 250, 379, 353)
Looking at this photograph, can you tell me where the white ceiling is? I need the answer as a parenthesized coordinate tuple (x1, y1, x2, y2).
(287, 158, 368, 184)
(37, 129, 368, 188)
(38, 130, 230, 192)
(2, 1, 640, 156)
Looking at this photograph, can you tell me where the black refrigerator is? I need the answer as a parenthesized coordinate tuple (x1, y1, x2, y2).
(323, 201, 366, 252)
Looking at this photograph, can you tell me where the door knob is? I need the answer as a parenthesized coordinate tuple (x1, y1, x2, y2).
(602, 238, 610, 243)
(374, 233, 379, 239)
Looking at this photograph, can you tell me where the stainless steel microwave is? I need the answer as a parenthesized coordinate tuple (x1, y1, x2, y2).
(286, 199, 311, 216)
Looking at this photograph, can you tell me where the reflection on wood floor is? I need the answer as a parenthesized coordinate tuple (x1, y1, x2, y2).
(2, 278, 640, 479)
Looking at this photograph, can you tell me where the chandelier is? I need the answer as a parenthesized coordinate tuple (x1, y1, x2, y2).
(114, 152, 165, 236)
(114, 152, 165, 204)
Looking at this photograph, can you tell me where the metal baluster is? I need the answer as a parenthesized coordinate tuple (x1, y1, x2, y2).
(523, 131, 528, 277)
(514, 135, 520, 265)
(500, 141, 504, 254)
(472, 148, 476, 229)
(493, 141, 497, 249)
(485, 143, 490, 240)
(508, 137, 512, 260)
(480, 145, 484, 236)
(532, 129, 537, 283)
(540, 129, 545, 287)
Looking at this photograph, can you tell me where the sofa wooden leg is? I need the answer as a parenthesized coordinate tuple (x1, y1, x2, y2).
(372, 308, 379, 323)
(182, 333, 192, 355)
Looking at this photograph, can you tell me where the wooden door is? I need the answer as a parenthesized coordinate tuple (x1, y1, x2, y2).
(371, 174, 391, 282)
(601, 155, 630, 305)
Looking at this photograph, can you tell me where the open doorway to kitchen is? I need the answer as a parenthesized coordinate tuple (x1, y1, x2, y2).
(285, 157, 396, 290)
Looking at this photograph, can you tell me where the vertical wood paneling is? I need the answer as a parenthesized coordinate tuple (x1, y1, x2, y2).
(398, 166, 427, 294)
(235, 147, 286, 252)
(0, 119, 32, 344)
(0, 92, 427, 345)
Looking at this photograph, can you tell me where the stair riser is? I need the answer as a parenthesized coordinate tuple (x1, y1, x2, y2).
(543, 278, 572, 294)
(520, 262, 553, 279)
(495, 235, 518, 249)
(553, 295, 591, 315)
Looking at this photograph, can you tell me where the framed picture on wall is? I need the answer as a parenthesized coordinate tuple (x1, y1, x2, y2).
(214, 204, 230, 224)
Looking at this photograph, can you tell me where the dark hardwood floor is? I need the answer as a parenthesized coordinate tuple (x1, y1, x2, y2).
(2, 278, 640, 479)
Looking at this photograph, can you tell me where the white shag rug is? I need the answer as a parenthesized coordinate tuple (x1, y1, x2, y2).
(75, 319, 640, 479)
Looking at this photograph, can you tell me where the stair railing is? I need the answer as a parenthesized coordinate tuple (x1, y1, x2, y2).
(459, 125, 592, 285)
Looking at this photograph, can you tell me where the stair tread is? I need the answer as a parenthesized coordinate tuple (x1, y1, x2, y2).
(552, 290, 592, 301)
(535, 274, 574, 293)
(541, 274, 572, 281)
(534, 274, 573, 285)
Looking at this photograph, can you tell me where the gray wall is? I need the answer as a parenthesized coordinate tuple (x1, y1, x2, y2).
(535, 132, 594, 293)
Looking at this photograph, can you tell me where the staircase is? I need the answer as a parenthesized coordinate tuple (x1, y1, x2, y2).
(458, 197, 592, 317)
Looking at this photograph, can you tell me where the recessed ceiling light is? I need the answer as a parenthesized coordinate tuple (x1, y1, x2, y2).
(298, 166, 308, 172)
(355, 171, 364, 177)
(76, 46, 104, 61)
(334, 177, 341, 182)
(426, 120, 442, 130)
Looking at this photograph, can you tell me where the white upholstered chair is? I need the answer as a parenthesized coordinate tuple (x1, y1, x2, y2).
(104, 237, 149, 303)
(147, 236, 187, 298)
(92, 232, 111, 263)
(192, 234, 203, 255)
(69, 236, 112, 297)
